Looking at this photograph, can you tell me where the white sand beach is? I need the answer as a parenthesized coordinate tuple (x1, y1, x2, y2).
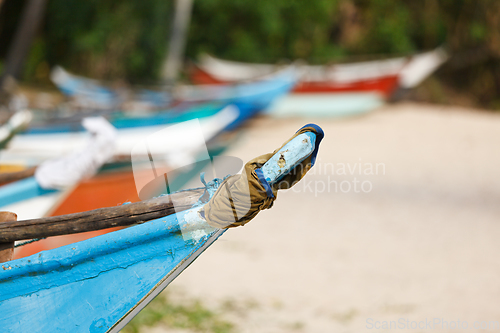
(156, 102, 500, 332)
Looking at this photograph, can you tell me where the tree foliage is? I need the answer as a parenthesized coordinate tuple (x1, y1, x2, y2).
(0, 0, 499, 108)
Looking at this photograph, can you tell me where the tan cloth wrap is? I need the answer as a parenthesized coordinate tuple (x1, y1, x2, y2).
(203, 126, 320, 228)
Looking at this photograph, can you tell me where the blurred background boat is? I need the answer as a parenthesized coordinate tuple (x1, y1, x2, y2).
(0, 104, 238, 164)
(190, 48, 448, 117)
(45, 64, 299, 130)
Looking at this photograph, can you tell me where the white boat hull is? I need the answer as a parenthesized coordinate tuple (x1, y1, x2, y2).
(0, 105, 239, 165)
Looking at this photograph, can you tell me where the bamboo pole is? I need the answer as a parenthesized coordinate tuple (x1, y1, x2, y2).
(0, 211, 17, 262)
(0, 188, 204, 243)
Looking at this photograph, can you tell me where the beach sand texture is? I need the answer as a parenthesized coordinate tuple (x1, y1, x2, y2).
(155, 102, 500, 333)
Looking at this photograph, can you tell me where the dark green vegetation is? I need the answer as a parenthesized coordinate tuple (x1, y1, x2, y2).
(122, 293, 234, 333)
(0, 0, 499, 109)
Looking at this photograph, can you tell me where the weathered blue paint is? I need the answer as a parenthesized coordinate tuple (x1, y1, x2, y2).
(0, 177, 56, 208)
(260, 132, 316, 183)
(0, 210, 222, 333)
(0, 127, 321, 333)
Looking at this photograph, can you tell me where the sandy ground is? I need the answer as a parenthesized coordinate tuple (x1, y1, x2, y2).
(150, 102, 500, 333)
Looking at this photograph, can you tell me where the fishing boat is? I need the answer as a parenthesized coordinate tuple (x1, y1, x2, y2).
(177, 65, 298, 103)
(191, 48, 448, 117)
(21, 66, 296, 140)
(9, 169, 148, 259)
(50, 65, 299, 125)
(0, 116, 118, 219)
(0, 155, 219, 259)
(0, 104, 238, 165)
(0, 105, 237, 217)
(25, 101, 224, 134)
(192, 55, 401, 95)
(179, 65, 299, 128)
(0, 109, 242, 258)
(0, 124, 324, 332)
(12, 138, 236, 259)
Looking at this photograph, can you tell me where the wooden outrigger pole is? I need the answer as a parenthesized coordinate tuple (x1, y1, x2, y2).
(0, 188, 204, 243)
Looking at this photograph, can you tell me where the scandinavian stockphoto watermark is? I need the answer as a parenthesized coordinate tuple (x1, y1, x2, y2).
(282, 158, 386, 196)
(366, 318, 500, 330)
(129, 119, 386, 238)
(129, 118, 386, 203)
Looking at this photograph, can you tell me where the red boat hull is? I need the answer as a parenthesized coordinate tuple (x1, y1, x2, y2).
(190, 66, 400, 97)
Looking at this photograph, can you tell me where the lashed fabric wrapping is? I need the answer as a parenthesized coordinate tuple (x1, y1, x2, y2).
(203, 124, 323, 228)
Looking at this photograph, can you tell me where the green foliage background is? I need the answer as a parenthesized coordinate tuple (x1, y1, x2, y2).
(0, 0, 499, 108)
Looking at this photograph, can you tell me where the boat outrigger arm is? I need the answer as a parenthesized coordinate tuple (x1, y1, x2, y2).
(0, 124, 324, 333)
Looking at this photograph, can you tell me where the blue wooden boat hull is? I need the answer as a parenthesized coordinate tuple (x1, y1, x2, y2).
(0, 209, 225, 333)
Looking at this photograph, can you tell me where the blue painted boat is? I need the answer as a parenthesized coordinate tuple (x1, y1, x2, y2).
(0, 107, 240, 219)
(50, 66, 164, 110)
(165, 66, 299, 131)
(0, 142, 232, 222)
(1, 216, 225, 332)
(44, 66, 298, 134)
(0, 125, 323, 332)
(1, 105, 239, 165)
